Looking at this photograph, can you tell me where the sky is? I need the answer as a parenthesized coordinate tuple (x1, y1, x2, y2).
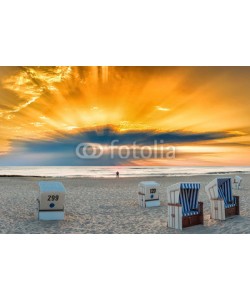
(0, 66, 250, 166)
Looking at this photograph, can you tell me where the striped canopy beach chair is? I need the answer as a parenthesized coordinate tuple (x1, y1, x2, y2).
(205, 178, 239, 220)
(167, 183, 203, 230)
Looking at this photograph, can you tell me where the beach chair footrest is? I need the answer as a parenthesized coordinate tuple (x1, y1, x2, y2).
(225, 196, 239, 217)
(182, 202, 204, 228)
(182, 213, 204, 228)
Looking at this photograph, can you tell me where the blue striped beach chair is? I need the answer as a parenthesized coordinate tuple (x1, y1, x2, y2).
(205, 178, 239, 220)
(167, 183, 203, 230)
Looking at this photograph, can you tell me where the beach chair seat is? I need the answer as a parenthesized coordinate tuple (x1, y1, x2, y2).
(138, 181, 160, 208)
(224, 201, 237, 209)
(205, 178, 239, 220)
(37, 181, 66, 220)
(183, 210, 199, 217)
(167, 183, 203, 230)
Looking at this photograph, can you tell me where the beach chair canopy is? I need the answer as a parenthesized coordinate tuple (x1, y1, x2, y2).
(167, 183, 200, 217)
(138, 181, 160, 187)
(205, 178, 235, 208)
(217, 178, 234, 207)
(39, 181, 66, 193)
(179, 183, 200, 216)
(234, 176, 242, 183)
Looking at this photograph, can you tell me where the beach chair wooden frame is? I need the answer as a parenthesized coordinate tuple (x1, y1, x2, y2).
(167, 183, 203, 230)
(205, 178, 240, 221)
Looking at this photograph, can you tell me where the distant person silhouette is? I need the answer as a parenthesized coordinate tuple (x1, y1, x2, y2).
(116, 171, 119, 178)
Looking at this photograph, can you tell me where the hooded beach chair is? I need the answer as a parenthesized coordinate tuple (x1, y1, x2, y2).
(138, 181, 160, 208)
(233, 175, 242, 190)
(205, 178, 239, 220)
(37, 181, 66, 220)
(167, 183, 203, 230)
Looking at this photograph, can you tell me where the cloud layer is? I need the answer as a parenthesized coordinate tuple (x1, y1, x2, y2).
(0, 125, 243, 166)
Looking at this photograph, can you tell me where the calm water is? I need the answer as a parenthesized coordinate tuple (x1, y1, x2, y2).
(0, 166, 250, 178)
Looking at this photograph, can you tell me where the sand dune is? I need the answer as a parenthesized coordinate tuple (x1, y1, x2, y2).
(0, 174, 249, 234)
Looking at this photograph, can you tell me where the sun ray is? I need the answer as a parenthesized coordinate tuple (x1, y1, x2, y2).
(1, 67, 250, 165)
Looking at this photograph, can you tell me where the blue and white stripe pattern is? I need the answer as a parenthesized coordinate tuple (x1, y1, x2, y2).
(217, 178, 236, 207)
(179, 183, 200, 217)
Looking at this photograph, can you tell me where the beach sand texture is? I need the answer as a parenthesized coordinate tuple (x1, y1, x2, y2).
(0, 174, 249, 234)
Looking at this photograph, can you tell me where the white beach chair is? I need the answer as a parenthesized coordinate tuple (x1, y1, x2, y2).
(233, 175, 242, 190)
(205, 178, 239, 221)
(138, 181, 160, 208)
(167, 183, 203, 230)
(37, 181, 66, 220)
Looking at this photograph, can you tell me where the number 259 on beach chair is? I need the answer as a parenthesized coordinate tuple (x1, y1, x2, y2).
(205, 178, 239, 221)
(167, 183, 204, 230)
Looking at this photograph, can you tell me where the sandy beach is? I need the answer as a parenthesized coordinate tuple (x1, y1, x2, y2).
(0, 174, 249, 234)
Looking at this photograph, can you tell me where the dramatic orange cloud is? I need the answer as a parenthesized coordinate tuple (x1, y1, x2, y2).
(0, 66, 250, 165)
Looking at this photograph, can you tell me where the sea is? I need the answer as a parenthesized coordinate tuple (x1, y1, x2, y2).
(0, 166, 250, 178)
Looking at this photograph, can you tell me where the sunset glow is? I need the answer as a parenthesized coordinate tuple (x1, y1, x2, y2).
(0, 66, 250, 166)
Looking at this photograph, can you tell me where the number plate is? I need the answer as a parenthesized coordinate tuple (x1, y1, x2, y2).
(48, 195, 59, 201)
